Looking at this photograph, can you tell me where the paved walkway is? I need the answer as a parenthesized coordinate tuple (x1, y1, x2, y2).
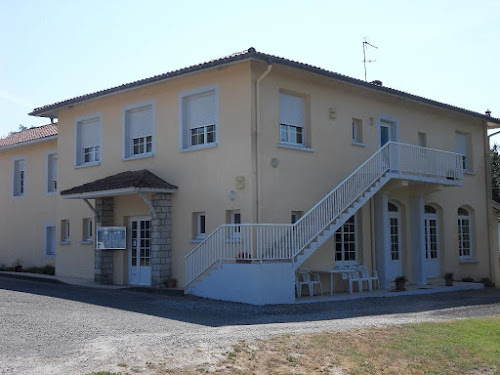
(1, 276, 499, 374)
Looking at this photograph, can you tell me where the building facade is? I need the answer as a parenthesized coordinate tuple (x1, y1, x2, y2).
(2, 48, 500, 304)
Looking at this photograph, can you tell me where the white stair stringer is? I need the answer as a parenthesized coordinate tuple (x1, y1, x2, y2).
(292, 174, 390, 269)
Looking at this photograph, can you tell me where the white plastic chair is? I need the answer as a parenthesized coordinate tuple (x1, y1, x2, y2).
(341, 266, 362, 293)
(358, 265, 380, 291)
(295, 274, 309, 298)
(298, 269, 323, 296)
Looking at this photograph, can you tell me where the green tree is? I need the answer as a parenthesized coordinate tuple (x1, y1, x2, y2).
(491, 145, 500, 203)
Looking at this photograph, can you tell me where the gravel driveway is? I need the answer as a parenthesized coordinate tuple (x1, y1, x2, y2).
(1, 277, 499, 374)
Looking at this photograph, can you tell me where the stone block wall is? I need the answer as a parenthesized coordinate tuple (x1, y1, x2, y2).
(151, 193, 173, 287)
(94, 197, 114, 284)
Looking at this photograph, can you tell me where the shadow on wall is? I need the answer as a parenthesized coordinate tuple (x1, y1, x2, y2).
(0, 275, 499, 328)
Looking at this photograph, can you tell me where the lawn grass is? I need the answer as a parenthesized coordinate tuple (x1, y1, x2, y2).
(206, 316, 500, 374)
(88, 316, 500, 374)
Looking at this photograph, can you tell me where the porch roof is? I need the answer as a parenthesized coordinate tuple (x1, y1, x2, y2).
(60, 169, 178, 199)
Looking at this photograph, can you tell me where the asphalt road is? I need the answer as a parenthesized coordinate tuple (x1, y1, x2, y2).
(1, 277, 499, 374)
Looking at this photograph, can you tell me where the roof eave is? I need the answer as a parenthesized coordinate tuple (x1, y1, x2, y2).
(29, 56, 255, 118)
(29, 49, 500, 126)
(0, 135, 58, 152)
(61, 187, 177, 199)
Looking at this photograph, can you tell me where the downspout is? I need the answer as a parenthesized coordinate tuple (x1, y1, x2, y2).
(255, 62, 273, 223)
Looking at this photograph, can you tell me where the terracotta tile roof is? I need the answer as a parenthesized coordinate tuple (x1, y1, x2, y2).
(0, 124, 58, 148)
(60, 169, 177, 196)
(30, 47, 500, 125)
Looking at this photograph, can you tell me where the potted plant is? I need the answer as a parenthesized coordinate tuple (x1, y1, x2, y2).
(394, 276, 407, 291)
(236, 252, 252, 263)
(444, 272, 454, 286)
(166, 278, 177, 288)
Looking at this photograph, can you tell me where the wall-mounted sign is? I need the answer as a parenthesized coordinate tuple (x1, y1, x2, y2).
(97, 226, 126, 250)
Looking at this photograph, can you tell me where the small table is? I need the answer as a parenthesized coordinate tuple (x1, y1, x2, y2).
(312, 268, 358, 295)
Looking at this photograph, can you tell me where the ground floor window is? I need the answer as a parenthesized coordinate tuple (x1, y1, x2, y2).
(60, 219, 70, 243)
(193, 212, 206, 240)
(82, 218, 93, 242)
(458, 207, 472, 259)
(45, 224, 56, 256)
(291, 211, 303, 224)
(335, 215, 357, 264)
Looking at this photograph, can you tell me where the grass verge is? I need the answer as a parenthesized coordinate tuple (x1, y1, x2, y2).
(197, 316, 500, 374)
(89, 316, 500, 374)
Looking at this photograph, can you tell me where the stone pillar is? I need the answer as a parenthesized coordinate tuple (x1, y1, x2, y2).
(94, 197, 114, 284)
(374, 193, 391, 289)
(151, 193, 173, 287)
(409, 195, 426, 285)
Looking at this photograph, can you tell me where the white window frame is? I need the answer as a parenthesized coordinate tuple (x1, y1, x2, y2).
(46, 150, 57, 194)
(229, 210, 241, 241)
(352, 118, 364, 145)
(334, 214, 358, 265)
(74, 113, 102, 168)
(291, 211, 303, 224)
(122, 100, 155, 160)
(194, 212, 206, 240)
(44, 223, 56, 257)
(82, 218, 93, 243)
(458, 208, 473, 260)
(418, 132, 427, 147)
(178, 84, 219, 152)
(455, 132, 471, 172)
(12, 156, 26, 198)
(279, 92, 306, 148)
(60, 219, 70, 244)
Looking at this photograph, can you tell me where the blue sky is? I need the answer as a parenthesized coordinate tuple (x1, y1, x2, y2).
(1, 0, 499, 142)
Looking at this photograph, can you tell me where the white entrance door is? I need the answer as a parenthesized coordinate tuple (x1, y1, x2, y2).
(388, 202, 402, 281)
(129, 217, 152, 286)
(424, 205, 440, 278)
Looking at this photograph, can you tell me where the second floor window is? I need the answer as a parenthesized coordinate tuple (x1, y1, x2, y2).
(75, 115, 102, 167)
(455, 132, 471, 171)
(47, 152, 57, 193)
(180, 85, 218, 150)
(123, 101, 154, 159)
(13, 158, 25, 197)
(279, 92, 306, 147)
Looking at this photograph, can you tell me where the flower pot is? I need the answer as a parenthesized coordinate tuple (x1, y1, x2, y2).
(166, 279, 177, 288)
(395, 280, 406, 291)
(445, 278, 453, 286)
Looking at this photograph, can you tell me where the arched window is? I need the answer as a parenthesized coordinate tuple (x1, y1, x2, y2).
(388, 202, 399, 212)
(425, 205, 437, 214)
(458, 207, 472, 259)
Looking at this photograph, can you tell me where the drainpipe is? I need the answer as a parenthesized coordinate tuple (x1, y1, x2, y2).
(255, 61, 273, 223)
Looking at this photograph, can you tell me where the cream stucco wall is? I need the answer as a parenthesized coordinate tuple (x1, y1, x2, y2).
(0, 139, 57, 268)
(54, 62, 254, 285)
(255, 62, 493, 284)
(21, 58, 495, 290)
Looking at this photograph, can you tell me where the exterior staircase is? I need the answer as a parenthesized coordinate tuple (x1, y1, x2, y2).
(185, 142, 463, 290)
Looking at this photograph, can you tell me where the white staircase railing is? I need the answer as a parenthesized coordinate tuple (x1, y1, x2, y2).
(185, 142, 463, 287)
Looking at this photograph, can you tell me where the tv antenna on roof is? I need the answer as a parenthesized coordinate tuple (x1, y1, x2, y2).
(362, 37, 378, 81)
